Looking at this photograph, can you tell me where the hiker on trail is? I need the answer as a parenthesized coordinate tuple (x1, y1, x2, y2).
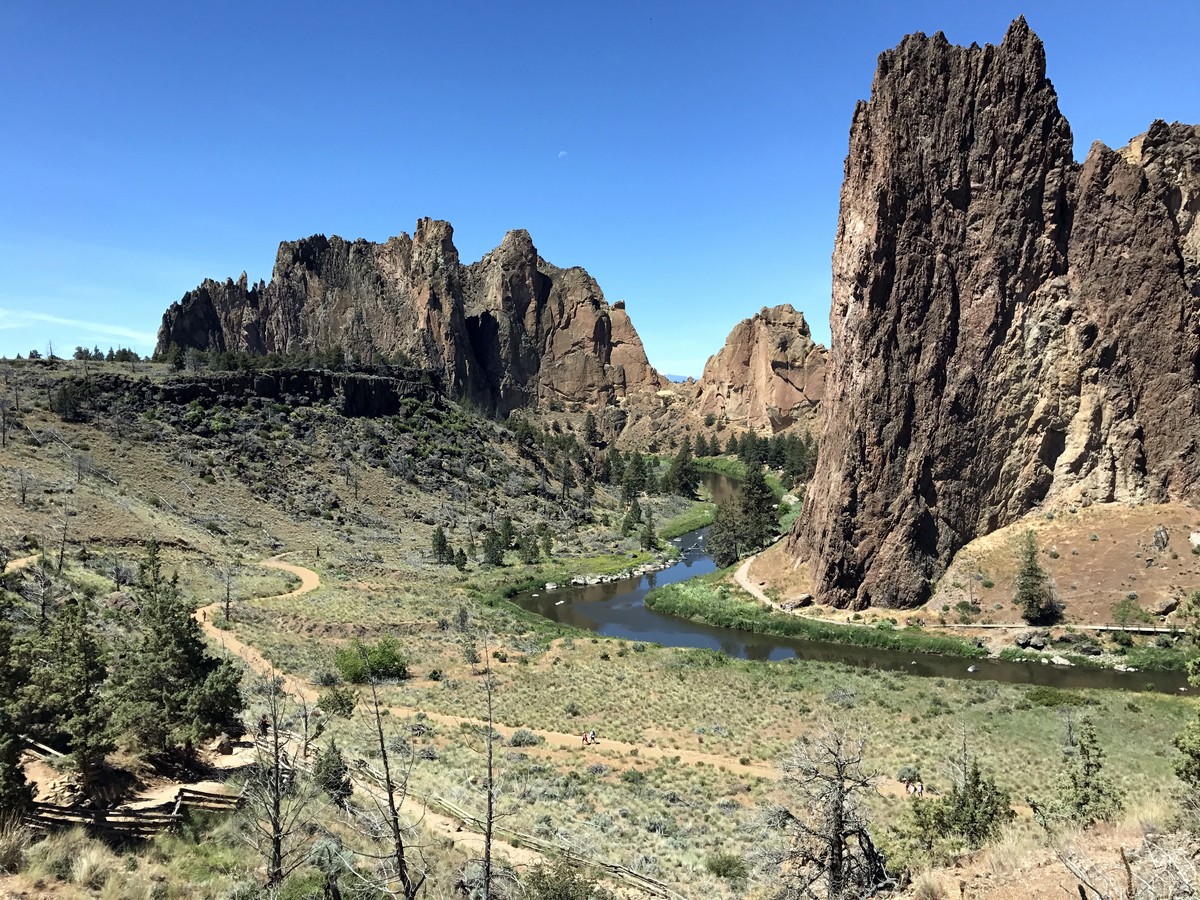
(588, 729, 597, 745)
(259, 714, 269, 739)
(581, 731, 590, 746)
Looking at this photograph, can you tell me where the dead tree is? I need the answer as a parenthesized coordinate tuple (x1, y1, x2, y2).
(242, 675, 321, 888)
(751, 721, 892, 900)
(346, 658, 426, 900)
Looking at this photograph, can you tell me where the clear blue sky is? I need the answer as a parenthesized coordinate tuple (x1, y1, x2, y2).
(2, 1, 1197, 376)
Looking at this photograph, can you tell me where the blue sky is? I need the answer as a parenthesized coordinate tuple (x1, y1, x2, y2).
(2, 2, 1197, 376)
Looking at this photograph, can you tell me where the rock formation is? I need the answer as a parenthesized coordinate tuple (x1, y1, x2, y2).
(792, 17, 1200, 609)
(156, 219, 664, 415)
(695, 304, 826, 433)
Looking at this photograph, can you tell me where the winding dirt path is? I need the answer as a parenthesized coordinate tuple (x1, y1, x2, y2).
(196, 554, 922, 800)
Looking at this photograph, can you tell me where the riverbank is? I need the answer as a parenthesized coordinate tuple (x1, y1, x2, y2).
(644, 573, 988, 658)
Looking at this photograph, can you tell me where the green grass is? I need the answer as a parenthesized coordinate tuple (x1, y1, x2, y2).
(644, 577, 986, 659)
(658, 501, 716, 539)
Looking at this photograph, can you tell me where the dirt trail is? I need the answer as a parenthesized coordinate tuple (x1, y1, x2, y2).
(195, 556, 549, 870)
(2, 555, 40, 575)
(198, 554, 924, 800)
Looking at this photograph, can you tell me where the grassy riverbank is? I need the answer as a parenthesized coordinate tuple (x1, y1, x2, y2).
(645, 575, 988, 658)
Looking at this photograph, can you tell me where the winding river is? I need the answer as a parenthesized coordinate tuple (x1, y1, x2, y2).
(514, 474, 1189, 694)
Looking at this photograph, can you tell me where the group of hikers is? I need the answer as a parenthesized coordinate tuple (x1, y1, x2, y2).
(581, 729, 599, 746)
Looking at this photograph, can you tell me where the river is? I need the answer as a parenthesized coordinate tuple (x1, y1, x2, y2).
(513, 473, 1189, 694)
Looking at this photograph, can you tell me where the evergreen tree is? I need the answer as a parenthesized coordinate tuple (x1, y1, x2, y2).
(113, 541, 244, 752)
(518, 531, 540, 565)
(622, 453, 647, 502)
(498, 516, 514, 550)
(453, 547, 468, 571)
(1051, 717, 1123, 826)
(47, 593, 114, 789)
(641, 508, 658, 551)
(604, 447, 624, 485)
(664, 437, 698, 498)
(725, 434, 739, 456)
(431, 526, 451, 564)
(559, 455, 576, 502)
(620, 502, 643, 537)
(707, 499, 743, 568)
(0, 594, 32, 814)
(909, 737, 1014, 850)
(482, 530, 505, 566)
(1015, 531, 1056, 624)
(739, 463, 777, 551)
(313, 739, 353, 807)
(582, 411, 600, 447)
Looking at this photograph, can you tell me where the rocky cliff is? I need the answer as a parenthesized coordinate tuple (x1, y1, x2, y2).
(157, 219, 664, 415)
(695, 304, 826, 433)
(792, 17, 1200, 610)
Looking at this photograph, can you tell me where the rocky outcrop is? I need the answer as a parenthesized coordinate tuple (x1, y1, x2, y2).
(792, 18, 1200, 610)
(157, 219, 664, 415)
(695, 304, 826, 433)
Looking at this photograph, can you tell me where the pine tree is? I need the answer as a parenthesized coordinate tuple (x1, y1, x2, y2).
(314, 739, 353, 807)
(620, 502, 643, 537)
(0, 594, 32, 814)
(664, 437, 698, 498)
(641, 508, 658, 551)
(583, 411, 600, 447)
(559, 455, 576, 503)
(47, 593, 114, 789)
(114, 541, 244, 752)
(498, 517, 514, 550)
(739, 463, 777, 551)
(1052, 717, 1123, 825)
(707, 499, 743, 568)
(482, 530, 505, 566)
(453, 547, 468, 571)
(431, 526, 450, 564)
(1015, 531, 1056, 624)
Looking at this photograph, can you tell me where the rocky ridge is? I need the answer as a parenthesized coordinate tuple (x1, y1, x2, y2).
(157, 219, 664, 416)
(695, 304, 826, 433)
(792, 18, 1200, 609)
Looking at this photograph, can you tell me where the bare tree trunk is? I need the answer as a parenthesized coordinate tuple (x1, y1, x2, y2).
(482, 641, 495, 900)
(366, 674, 423, 900)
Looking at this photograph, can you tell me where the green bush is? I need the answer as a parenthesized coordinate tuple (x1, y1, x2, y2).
(704, 851, 748, 881)
(334, 637, 409, 683)
(317, 685, 356, 718)
(508, 728, 544, 748)
(1025, 686, 1087, 708)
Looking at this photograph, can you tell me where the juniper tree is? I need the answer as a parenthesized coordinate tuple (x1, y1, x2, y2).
(46, 593, 114, 790)
(114, 541, 244, 752)
(0, 594, 32, 814)
(1015, 530, 1056, 624)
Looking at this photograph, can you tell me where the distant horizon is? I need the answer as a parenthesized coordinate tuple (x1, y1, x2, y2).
(2, 1, 1197, 374)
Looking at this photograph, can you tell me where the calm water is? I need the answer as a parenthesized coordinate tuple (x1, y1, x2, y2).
(514, 475, 1189, 694)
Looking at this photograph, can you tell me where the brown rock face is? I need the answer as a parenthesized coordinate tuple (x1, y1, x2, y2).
(156, 219, 663, 414)
(696, 304, 826, 433)
(792, 18, 1200, 610)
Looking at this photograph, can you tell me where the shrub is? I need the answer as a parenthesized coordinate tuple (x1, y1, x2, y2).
(317, 685, 356, 719)
(334, 637, 409, 683)
(704, 852, 748, 882)
(564, 701, 582, 718)
(1025, 686, 1087, 708)
(313, 740, 352, 806)
(522, 858, 615, 900)
(620, 768, 647, 785)
(508, 728, 544, 748)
